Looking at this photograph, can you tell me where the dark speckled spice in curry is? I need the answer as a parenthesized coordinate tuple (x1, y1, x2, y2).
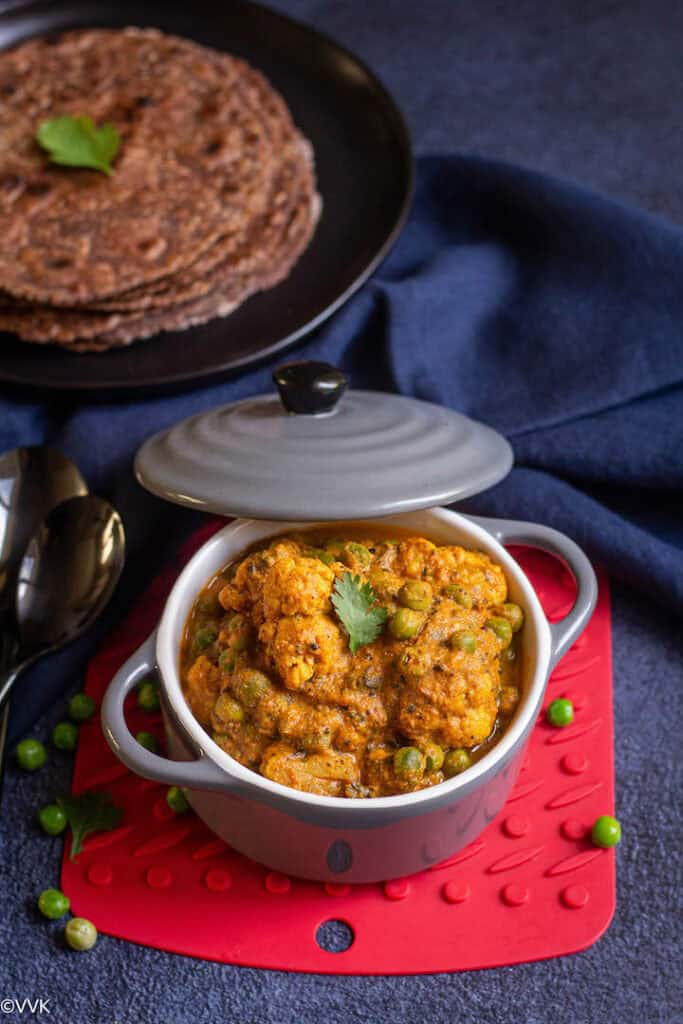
(180, 530, 523, 798)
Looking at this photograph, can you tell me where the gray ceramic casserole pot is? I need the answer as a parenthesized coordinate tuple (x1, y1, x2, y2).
(101, 364, 597, 883)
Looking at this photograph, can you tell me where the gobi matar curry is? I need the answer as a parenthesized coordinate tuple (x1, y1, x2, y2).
(180, 531, 523, 798)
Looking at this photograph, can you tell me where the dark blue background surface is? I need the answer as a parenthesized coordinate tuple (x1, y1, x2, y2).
(1, 2, 682, 1021)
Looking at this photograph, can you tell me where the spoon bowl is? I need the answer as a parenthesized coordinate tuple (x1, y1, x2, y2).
(0, 495, 125, 708)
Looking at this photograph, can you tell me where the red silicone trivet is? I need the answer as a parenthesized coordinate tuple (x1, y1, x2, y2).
(61, 521, 615, 974)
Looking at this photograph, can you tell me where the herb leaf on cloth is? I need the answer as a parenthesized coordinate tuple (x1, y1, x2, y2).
(36, 115, 121, 175)
(57, 791, 123, 860)
(332, 572, 388, 654)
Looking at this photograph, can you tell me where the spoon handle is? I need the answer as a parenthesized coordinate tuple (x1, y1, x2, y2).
(0, 704, 8, 807)
(0, 665, 23, 711)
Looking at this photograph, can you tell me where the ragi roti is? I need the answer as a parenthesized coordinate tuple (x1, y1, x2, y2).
(0, 26, 320, 341)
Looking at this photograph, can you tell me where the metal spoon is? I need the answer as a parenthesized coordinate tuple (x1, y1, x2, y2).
(0, 447, 87, 768)
(0, 495, 125, 711)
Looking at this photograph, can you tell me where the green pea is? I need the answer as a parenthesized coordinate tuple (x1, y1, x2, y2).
(393, 746, 425, 779)
(444, 584, 473, 609)
(388, 607, 425, 640)
(38, 888, 70, 920)
(198, 591, 221, 615)
(342, 542, 373, 568)
(398, 580, 433, 611)
(591, 814, 622, 848)
(218, 650, 236, 674)
(166, 786, 190, 815)
(52, 721, 79, 751)
(68, 693, 96, 722)
(423, 742, 444, 772)
(443, 748, 472, 777)
(226, 615, 250, 653)
(15, 738, 47, 772)
(37, 803, 67, 836)
(135, 731, 158, 753)
(214, 694, 245, 723)
(65, 917, 97, 951)
(300, 729, 333, 753)
(546, 697, 574, 727)
(497, 602, 524, 633)
(450, 630, 477, 653)
(499, 685, 520, 716)
(485, 617, 513, 648)
(303, 546, 335, 566)
(194, 626, 217, 650)
(233, 669, 271, 708)
(137, 679, 160, 713)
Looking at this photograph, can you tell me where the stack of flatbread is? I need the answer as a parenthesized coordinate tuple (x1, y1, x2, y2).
(0, 27, 320, 351)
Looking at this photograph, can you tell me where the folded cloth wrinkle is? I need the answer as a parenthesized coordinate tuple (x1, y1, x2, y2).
(2, 153, 682, 739)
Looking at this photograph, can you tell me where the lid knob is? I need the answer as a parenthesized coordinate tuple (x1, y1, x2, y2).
(273, 361, 348, 415)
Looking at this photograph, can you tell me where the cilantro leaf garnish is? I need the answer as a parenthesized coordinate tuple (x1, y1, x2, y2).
(36, 115, 121, 175)
(331, 572, 388, 654)
(57, 791, 123, 860)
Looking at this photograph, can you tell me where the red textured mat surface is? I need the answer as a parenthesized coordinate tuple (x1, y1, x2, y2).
(61, 521, 615, 974)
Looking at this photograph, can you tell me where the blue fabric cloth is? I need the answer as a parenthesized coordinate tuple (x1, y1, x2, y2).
(1, 2, 681, 1022)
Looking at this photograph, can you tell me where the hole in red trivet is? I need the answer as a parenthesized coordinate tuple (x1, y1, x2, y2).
(315, 919, 354, 953)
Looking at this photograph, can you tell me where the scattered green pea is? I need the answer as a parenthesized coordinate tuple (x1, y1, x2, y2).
(135, 731, 158, 753)
(485, 616, 513, 648)
(450, 630, 477, 653)
(388, 607, 424, 640)
(65, 917, 97, 951)
(397, 579, 433, 611)
(444, 584, 473, 609)
(393, 746, 425, 779)
(591, 814, 622, 848)
(15, 738, 47, 772)
(443, 748, 472, 777)
(166, 786, 190, 815)
(37, 803, 67, 836)
(546, 697, 574, 727)
(194, 626, 217, 651)
(38, 888, 70, 920)
(68, 692, 96, 722)
(137, 679, 160, 713)
(52, 721, 79, 751)
(423, 742, 444, 772)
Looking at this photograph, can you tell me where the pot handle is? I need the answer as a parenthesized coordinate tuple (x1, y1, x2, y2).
(101, 631, 229, 792)
(466, 515, 597, 669)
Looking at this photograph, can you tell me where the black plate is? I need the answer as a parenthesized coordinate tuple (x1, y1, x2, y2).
(0, 0, 413, 396)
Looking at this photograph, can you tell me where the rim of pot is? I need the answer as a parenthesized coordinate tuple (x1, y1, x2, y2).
(156, 509, 552, 811)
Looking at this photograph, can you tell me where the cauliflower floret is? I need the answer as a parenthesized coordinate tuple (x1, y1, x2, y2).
(185, 655, 221, 727)
(429, 545, 507, 607)
(219, 541, 301, 612)
(259, 613, 349, 691)
(398, 656, 499, 749)
(394, 538, 437, 579)
(262, 555, 334, 620)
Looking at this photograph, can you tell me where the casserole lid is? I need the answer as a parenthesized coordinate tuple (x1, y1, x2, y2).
(135, 361, 513, 520)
